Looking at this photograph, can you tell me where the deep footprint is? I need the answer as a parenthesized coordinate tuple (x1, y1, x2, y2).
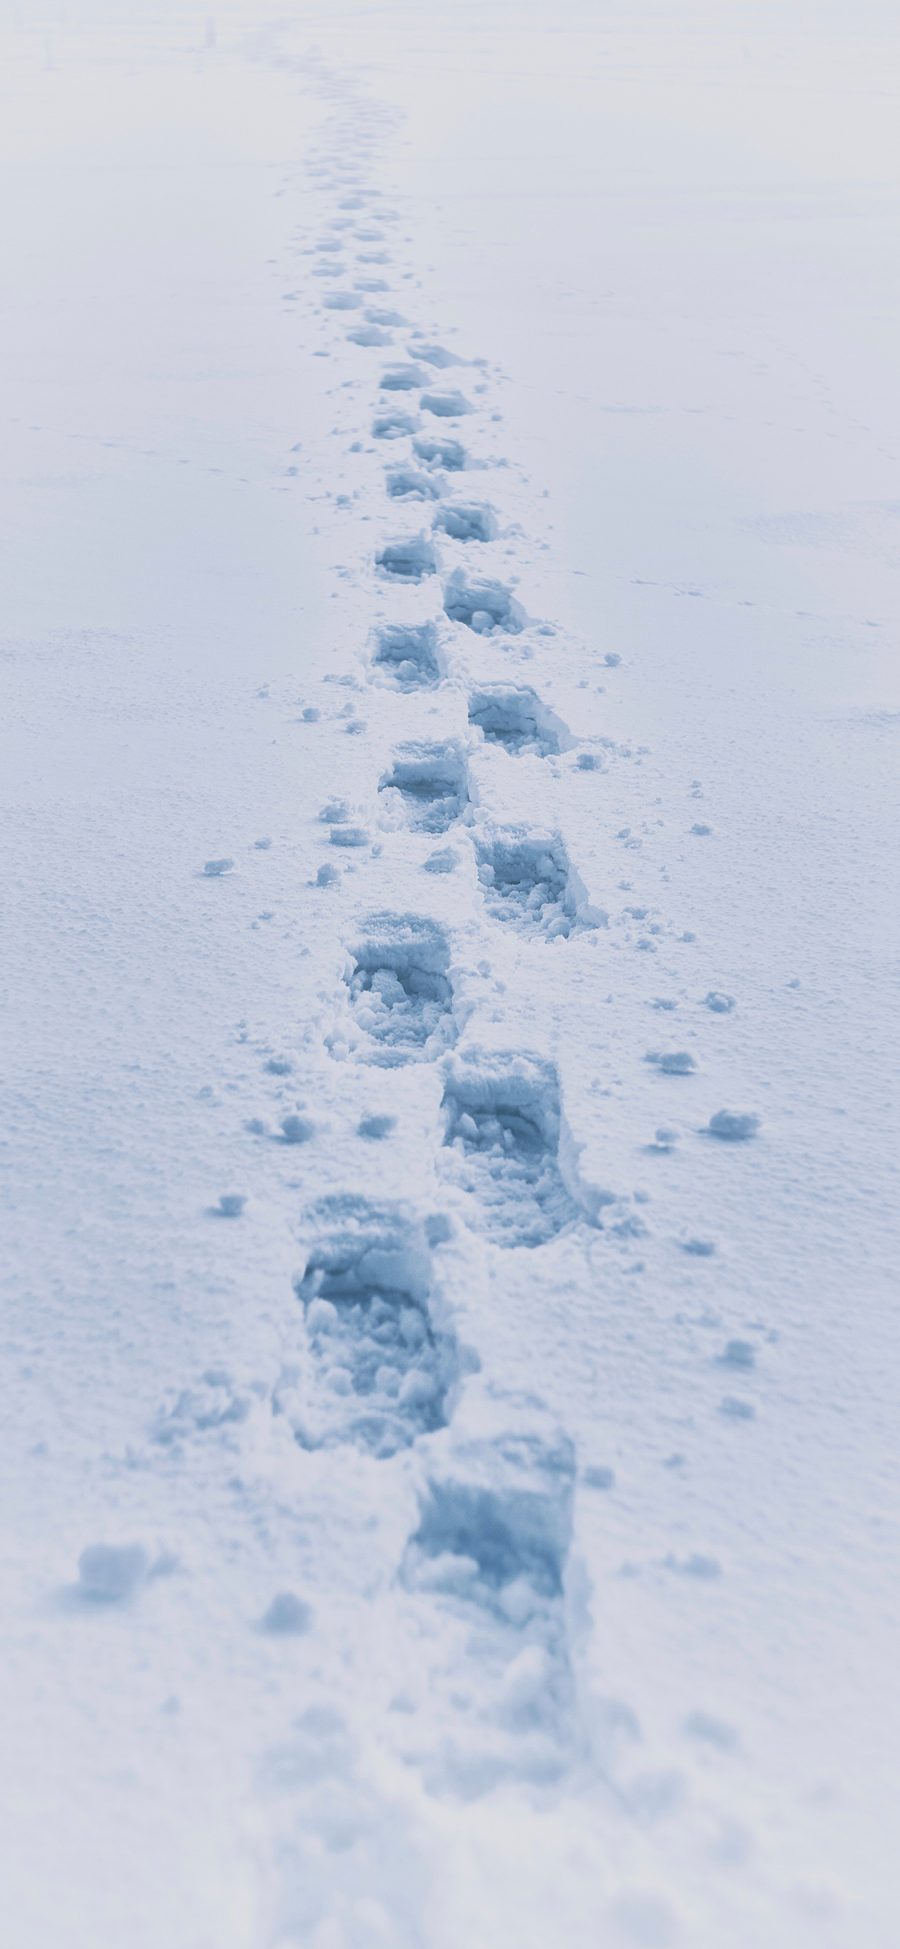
(345, 913, 457, 1063)
(373, 408, 419, 441)
(468, 683, 569, 756)
(379, 363, 427, 392)
(375, 533, 437, 581)
(433, 502, 496, 543)
(379, 740, 469, 834)
(293, 1199, 457, 1458)
(413, 433, 467, 472)
(410, 342, 462, 370)
(371, 621, 442, 690)
(386, 465, 444, 502)
(422, 389, 471, 418)
(347, 324, 393, 347)
(444, 569, 525, 635)
(439, 1053, 581, 1246)
(402, 1392, 578, 1790)
(476, 830, 578, 939)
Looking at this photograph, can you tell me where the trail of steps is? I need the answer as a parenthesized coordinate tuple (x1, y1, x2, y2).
(281, 68, 599, 1804)
(146, 38, 763, 1933)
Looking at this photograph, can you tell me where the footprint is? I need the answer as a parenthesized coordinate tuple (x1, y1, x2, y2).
(344, 913, 457, 1064)
(75, 1543, 150, 1604)
(291, 1198, 457, 1458)
(379, 740, 469, 834)
(373, 408, 420, 441)
(439, 1052, 581, 1246)
(323, 290, 362, 310)
(443, 569, 525, 634)
(371, 620, 443, 690)
(410, 342, 462, 370)
(386, 464, 444, 501)
(401, 1390, 578, 1787)
(365, 306, 408, 327)
(413, 433, 467, 472)
(347, 324, 393, 347)
(421, 389, 471, 418)
(468, 683, 569, 755)
(379, 363, 428, 392)
(406, 1392, 575, 1591)
(476, 830, 581, 939)
(375, 533, 437, 581)
(433, 501, 496, 543)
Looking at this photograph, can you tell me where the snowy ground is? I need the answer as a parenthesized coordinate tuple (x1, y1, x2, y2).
(1, 3, 899, 1945)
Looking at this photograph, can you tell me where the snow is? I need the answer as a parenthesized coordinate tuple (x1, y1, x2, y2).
(1, 2, 898, 1946)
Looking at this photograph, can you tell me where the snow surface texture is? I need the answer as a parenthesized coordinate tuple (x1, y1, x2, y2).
(1, 4, 899, 1948)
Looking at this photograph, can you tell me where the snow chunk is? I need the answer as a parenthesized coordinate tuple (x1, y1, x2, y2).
(260, 1591, 312, 1636)
(77, 1543, 149, 1603)
(707, 1109, 760, 1141)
